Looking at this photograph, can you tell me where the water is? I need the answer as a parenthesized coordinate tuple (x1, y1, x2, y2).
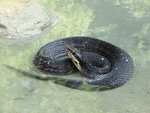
(0, 0, 150, 113)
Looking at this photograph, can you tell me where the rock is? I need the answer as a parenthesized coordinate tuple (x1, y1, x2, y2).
(0, 0, 58, 39)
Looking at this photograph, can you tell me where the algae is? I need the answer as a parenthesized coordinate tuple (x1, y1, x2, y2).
(0, 0, 150, 113)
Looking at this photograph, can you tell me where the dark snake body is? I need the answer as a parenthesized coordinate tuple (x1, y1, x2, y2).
(33, 36, 134, 91)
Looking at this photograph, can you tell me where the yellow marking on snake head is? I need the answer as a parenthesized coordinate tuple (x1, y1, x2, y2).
(64, 47, 82, 71)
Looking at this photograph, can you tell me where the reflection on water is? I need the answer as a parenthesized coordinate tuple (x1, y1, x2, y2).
(0, 0, 150, 113)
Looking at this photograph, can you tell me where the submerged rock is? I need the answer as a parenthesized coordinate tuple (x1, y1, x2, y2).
(0, 0, 58, 39)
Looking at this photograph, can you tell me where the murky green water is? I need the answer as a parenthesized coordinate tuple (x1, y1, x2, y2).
(0, 0, 150, 113)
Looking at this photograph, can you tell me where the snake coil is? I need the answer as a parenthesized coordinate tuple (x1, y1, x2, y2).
(33, 36, 134, 91)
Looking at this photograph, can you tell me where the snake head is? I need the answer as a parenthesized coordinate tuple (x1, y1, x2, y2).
(64, 47, 83, 71)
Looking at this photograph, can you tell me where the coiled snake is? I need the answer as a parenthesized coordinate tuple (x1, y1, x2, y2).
(32, 36, 134, 91)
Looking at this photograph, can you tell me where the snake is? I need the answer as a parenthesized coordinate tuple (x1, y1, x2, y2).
(32, 36, 134, 91)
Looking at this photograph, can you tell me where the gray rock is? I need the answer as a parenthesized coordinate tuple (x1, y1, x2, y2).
(0, 0, 58, 39)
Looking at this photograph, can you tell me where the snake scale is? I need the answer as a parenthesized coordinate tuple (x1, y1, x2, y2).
(32, 36, 134, 91)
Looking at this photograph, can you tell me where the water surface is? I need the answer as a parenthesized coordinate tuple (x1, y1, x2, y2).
(0, 0, 150, 113)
